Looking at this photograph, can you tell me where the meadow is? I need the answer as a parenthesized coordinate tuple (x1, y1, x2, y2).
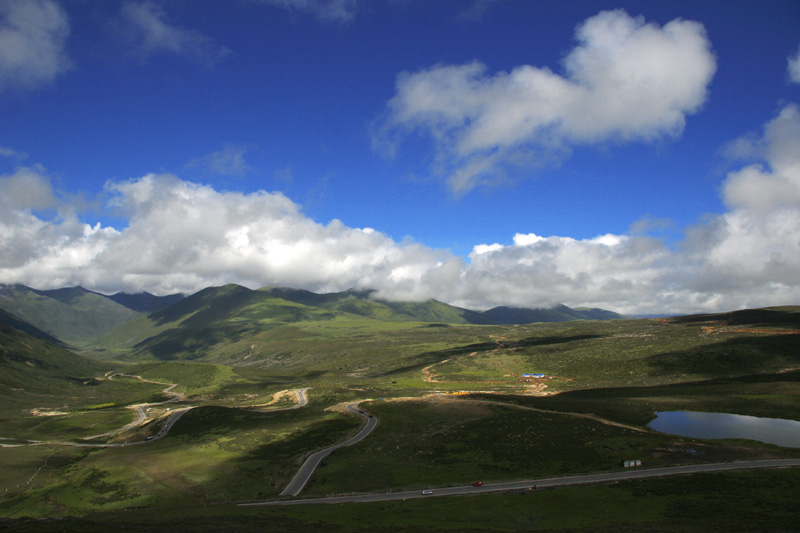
(1, 305, 798, 530)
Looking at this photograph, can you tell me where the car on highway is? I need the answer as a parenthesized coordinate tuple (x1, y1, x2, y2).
(421, 490, 433, 495)
(473, 481, 483, 487)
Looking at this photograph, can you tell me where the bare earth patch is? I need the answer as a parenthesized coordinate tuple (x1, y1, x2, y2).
(29, 408, 68, 417)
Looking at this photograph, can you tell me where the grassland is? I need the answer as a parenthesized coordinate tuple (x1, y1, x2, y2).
(3, 469, 799, 532)
(1, 305, 798, 530)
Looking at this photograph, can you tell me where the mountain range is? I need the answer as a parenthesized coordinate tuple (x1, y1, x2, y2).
(0, 284, 622, 341)
(0, 283, 626, 366)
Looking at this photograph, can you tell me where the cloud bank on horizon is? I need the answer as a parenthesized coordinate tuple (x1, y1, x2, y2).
(1, 1, 799, 316)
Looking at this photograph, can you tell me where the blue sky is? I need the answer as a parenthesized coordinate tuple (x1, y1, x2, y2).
(1, 0, 799, 315)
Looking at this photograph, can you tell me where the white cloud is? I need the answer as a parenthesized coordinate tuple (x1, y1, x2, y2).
(721, 104, 800, 214)
(0, 165, 57, 210)
(702, 103, 800, 293)
(257, 0, 359, 22)
(0, 145, 27, 159)
(454, 104, 800, 314)
(788, 45, 800, 84)
(120, 1, 232, 65)
(1, 105, 798, 314)
(377, 9, 716, 195)
(188, 144, 252, 177)
(0, 0, 71, 92)
(0, 172, 453, 297)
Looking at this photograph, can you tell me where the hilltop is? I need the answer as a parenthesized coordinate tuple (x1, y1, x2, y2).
(0, 283, 624, 353)
(0, 284, 139, 346)
(0, 284, 182, 346)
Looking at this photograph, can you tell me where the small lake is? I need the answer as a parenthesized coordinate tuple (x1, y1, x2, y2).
(648, 411, 800, 448)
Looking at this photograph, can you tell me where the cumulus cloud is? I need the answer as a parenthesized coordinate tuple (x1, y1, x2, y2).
(2, 105, 799, 314)
(0, 0, 71, 92)
(0, 172, 453, 297)
(457, 231, 674, 313)
(188, 144, 252, 177)
(788, 45, 800, 84)
(701, 104, 800, 292)
(257, 0, 359, 22)
(120, 1, 232, 65)
(721, 104, 800, 214)
(0, 165, 57, 210)
(451, 104, 800, 314)
(376, 9, 716, 195)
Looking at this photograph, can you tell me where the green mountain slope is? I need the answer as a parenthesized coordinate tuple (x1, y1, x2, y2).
(263, 287, 620, 325)
(0, 307, 63, 345)
(107, 291, 185, 313)
(2, 282, 625, 356)
(87, 284, 628, 364)
(0, 322, 107, 394)
(91, 284, 349, 362)
(261, 287, 493, 324)
(481, 304, 625, 324)
(0, 284, 141, 346)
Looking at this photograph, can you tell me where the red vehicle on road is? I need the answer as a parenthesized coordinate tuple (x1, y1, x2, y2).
(473, 481, 483, 487)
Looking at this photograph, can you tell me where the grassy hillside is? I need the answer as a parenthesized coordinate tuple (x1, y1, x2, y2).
(0, 285, 140, 346)
(88, 284, 629, 366)
(5, 283, 626, 358)
(0, 324, 107, 394)
(88, 294, 800, 394)
(90, 284, 492, 363)
(89, 284, 352, 361)
(10, 470, 795, 533)
(261, 287, 493, 323)
(0, 308, 63, 345)
(107, 291, 185, 313)
(482, 304, 625, 323)
(2, 303, 798, 529)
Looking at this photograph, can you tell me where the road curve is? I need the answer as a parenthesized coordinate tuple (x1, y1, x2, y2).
(280, 403, 379, 497)
(280, 387, 310, 410)
(80, 376, 182, 441)
(242, 458, 800, 506)
(6, 386, 313, 449)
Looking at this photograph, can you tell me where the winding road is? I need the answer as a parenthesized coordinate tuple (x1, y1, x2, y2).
(7, 384, 800, 507)
(4, 385, 311, 449)
(79, 374, 183, 441)
(280, 403, 379, 497)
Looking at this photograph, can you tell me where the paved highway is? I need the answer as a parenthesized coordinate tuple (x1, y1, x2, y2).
(80, 376, 182, 441)
(280, 403, 379, 497)
(284, 387, 310, 410)
(243, 458, 800, 506)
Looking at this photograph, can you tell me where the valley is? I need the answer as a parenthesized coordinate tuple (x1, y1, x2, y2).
(0, 284, 799, 531)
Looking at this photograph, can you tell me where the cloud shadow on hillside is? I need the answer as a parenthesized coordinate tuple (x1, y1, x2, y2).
(645, 334, 800, 377)
(379, 334, 602, 377)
